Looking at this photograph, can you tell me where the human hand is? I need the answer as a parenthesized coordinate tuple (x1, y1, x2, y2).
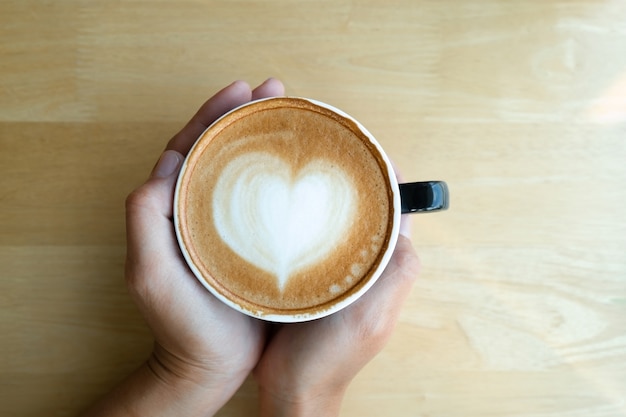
(126, 78, 284, 380)
(84, 78, 420, 417)
(254, 217, 420, 416)
(111, 79, 284, 416)
(132, 79, 420, 416)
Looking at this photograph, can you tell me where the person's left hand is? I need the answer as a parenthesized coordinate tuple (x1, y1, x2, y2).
(253, 226, 420, 416)
(124, 78, 284, 407)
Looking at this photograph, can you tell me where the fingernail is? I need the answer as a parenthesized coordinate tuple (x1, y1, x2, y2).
(151, 150, 183, 178)
(230, 80, 250, 90)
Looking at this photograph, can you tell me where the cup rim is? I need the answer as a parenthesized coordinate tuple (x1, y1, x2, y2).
(173, 96, 401, 322)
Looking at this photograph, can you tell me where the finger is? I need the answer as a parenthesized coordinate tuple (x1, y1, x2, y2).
(126, 150, 184, 271)
(388, 235, 420, 286)
(150, 149, 184, 182)
(251, 77, 285, 100)
(378, 236, 420, 293)
(400, 213, 412, 238)
(349, 236, 420, 321)
(390, 162, 413, 239)
(166, 80, 253, 155)
(369, 236, 420, 322)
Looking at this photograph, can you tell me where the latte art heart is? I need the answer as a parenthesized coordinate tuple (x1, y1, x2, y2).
(213, 153, 356, 290)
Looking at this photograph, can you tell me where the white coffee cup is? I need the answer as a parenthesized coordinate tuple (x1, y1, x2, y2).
(174, 97, 448, 322)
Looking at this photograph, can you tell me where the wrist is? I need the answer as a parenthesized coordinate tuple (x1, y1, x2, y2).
(139, 358, 225, 417)
(258, 385, 347, 417)
(146, 343, 247, 412)
(82, 346, 243, 417)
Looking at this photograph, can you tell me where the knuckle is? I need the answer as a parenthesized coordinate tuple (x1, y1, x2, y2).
(348, 305, 396, 350)
(358, 314, 395, 343)
(125, 186, 151, 214)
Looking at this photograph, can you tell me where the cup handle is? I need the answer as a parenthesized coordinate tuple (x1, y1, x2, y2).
(399, 181, 449, 214)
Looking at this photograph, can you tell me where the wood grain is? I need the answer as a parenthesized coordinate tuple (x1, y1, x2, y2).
(1, 0, 625, 416)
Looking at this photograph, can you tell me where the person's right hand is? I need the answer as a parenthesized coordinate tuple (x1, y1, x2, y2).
(105, 79, 284, 417)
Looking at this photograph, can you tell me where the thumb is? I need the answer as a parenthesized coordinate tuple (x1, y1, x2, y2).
(125, 150, 184, 271)
(150, 149, 185, 182)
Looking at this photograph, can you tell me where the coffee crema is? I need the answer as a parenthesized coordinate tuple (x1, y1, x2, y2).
(175, 97, 396, 320)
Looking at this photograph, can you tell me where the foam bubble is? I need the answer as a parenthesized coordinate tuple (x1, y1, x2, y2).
(213, 152, 357, 290)
(350, 263, 364, 277)
(329, 284, 342, 294)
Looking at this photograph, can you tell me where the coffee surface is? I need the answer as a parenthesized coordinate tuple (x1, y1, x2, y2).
(176, 98, 394, 318)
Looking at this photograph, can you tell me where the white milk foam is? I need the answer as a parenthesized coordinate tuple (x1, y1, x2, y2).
(213, 152, 356, 290)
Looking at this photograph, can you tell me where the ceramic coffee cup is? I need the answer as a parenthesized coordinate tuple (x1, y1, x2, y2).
(174, 97, 448, 322)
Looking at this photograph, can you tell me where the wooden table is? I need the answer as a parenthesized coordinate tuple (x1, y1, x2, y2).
(2, 1, 625, 416)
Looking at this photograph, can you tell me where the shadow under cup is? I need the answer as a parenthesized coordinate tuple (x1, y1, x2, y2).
(174, 97, 448, 322)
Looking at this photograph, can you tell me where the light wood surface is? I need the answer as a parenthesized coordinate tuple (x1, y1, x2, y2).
(2, 1, 625, 416)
